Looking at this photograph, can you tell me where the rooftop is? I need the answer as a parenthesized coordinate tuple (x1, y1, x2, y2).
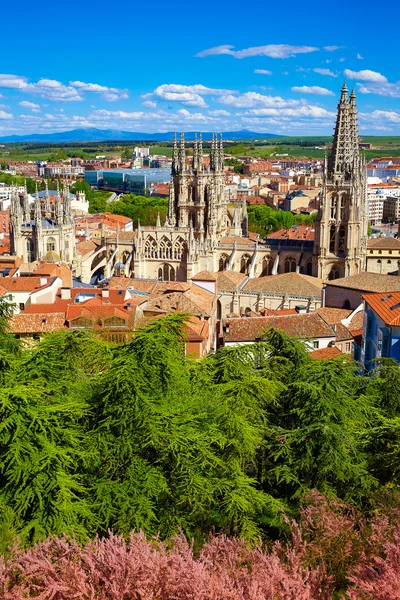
(243, 272, 323, 297)
(363, 291, 400, 326)
(325, 272, 400, 293)
(223, 312, 334, 343)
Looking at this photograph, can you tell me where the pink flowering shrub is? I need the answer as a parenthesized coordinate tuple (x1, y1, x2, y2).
(1, 492, 400, 599)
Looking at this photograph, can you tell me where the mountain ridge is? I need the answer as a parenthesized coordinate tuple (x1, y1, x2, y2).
(0, 128, 279, 143)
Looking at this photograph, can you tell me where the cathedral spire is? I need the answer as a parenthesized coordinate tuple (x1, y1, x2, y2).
(178, 132, 186, 172)
(198, 132, 203, 172)
(23, 179, 30, 221)
(172, 132, 179, 175)
(327, 82, 359, 180)
(218, 133, 224, 172)
(56, 179, 63, 222)
(193, 133, 198, 171)
(44, 180, 51, 217)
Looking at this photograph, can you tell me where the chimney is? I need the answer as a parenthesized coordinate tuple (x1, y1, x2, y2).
(295, 305, 307, 314)
(102, 289, 109, 298)
(40, 277, 48, 286)
(61, 287, 71, 300)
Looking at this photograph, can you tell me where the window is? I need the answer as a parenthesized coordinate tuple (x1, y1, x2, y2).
(328, 266, 340, 280)
(330, 195, 337, 219)
(240, 254, 251, 275)
(158, 264, 175, 281)
(313, 341, 319, 349)
(19, 303, 25, 311)
(219, 254, 229, 271)
(388, 260, 392, 264)
(345, 342, 351, 352)
(284, 256, 297, 273)
(329, 225, 336, 253)
(261, 257, 274, 276)
(46, 237, 56, 252)
(338, 225, 346, 253)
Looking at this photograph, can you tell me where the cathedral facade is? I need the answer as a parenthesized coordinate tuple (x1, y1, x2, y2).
(135, 83, 368, 284)
(10, 182, 75, 263)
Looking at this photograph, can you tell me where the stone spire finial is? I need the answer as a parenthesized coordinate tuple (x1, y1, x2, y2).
(340, 80, 349, 103)
(219, 133, 224, 171)
(328, 83, 360, 178)
(193, 133, 198, 171)
(44, 179, 51, 217)
(172, 132, 179, 175)
(34, 183, 42, 234)
(156, 212, 161, 227)
(179, 132, 186, 172)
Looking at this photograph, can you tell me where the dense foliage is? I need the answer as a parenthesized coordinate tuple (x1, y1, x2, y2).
(107, 194, 168, 227)
(2, 304, 400, 595)
(248, 205, 316, 235)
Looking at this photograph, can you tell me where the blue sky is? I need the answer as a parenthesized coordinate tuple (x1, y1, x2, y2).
(1, 0, 399, 137)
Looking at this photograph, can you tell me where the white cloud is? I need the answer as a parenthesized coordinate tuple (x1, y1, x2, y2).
(142, 100, 157, 108)
(70, 80, 129, 101)
(245, 106, 335, 118)
(19, 100, 41, 112)
(143, 83, 236, 108)
(254, 69, 272, 75)
(196, 44, 319, 59)
(291, 85, 335, 96)
(324, 45, 341, 51)
(357, 53, 364, 60)
(0, 110, 13, 120)
(360, 110, 400, 123)
(0, 74, 83, 101)
(208, 109, 231, 117)
(218, 91, 302, 109)
(356, 81, 400, 98)
(313, 68, 338, 77)
(344, 69, 387, 82)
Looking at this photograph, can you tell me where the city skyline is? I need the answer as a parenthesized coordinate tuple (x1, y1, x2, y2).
(1, 0, 399, 137)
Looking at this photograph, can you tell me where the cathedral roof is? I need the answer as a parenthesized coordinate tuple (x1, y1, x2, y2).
(367, 237, 400, 249)
(243, 272, 323, 298)
(214, 271, 247, 292)
(44, 250, 61, 263)
(325, 272, 400, 293)
(223, 313, 335, 344)
(191, 271, 217, 282)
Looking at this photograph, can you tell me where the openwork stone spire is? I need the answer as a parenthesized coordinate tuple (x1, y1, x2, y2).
(328, 82, 360, 180)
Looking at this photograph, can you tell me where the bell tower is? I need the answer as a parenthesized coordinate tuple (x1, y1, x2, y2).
(313, 83, 368, 280)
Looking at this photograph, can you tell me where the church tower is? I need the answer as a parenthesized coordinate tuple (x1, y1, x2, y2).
(313, 83, 368, 280)
(167, 132, 227, 246)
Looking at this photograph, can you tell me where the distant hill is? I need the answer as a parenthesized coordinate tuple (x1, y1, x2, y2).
(0, 128, 279, 143)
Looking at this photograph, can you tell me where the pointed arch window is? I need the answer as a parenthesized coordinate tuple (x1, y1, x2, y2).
(261, 256, 274, 277)
(329, 225, 336, 253)
(240, 254, 251, 275)
(46, 237, 56, 252)
(338, 225, 346, 253)
(173, 237, 186, 261)
(284, 256, 297, 273)
(144, 237, 157, 259)
(219, 254, 230, 271)
(330, 195, 337, 219)
(158, 264, 175, 281)
(159, 236, 173, 260)
(328, 265, 340, 280)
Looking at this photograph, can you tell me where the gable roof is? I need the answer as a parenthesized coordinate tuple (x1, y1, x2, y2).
(243, 272, 323, 297)
(363, 291, 400, 326)
(223, 312, 335, 343)
(368, 237, 400, 250)
(325, 272, 400, 293)
(215, 270, 247, 292)
(310, 347, 343, 360)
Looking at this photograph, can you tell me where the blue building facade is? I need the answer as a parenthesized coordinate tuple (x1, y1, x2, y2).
(85, 168, 171, 195)
(362, 292, 400, 369)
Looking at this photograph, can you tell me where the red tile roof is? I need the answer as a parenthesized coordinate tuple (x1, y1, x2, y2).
(363, 291, 400, 326)
(10, 312, 66, 334)
(223, 313, 335, 343)
(310, 347, 343, 360)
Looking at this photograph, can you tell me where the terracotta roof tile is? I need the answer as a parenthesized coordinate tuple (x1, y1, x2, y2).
(10, 312, 66, 334)
(368, 237, 400, 249)
(326, 272, 400, 292)
(363, 291, 400, 326)
(310, 347, 343, 360)
(224, 313, 334, 343)
(243, 273, 323, 297)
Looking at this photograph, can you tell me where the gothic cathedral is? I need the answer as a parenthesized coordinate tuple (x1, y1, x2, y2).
(313, 82, 368, 279)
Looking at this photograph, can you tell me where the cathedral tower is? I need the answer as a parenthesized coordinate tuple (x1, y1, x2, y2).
(167, 132, 227, 246)
(313, 83, 368, 280)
